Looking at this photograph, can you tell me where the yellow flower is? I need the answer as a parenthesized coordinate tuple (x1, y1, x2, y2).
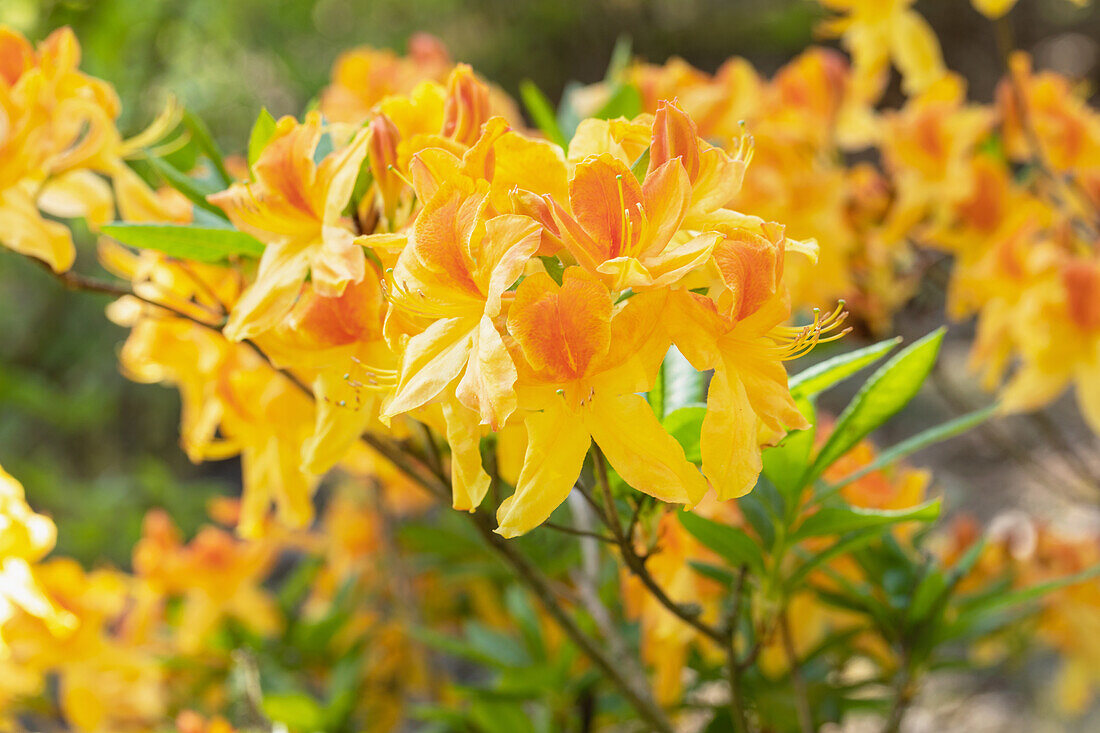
(133, 510, 281, 654)
(497, 268, 707, 537)
(0, 465, 77, 653)
(665, 227, 827, 499)
(210, 111, 372, 340)
(384, 173, 542, 432)
(817, 0, 947, 103)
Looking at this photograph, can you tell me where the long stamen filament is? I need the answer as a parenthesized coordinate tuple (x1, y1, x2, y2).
(764, 300, 849, 361)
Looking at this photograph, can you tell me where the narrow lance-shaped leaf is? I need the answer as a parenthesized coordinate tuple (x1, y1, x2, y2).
(786, 529, 881, 588)
(102, 223, 265, 262)
(789, 336, 900, 400)
(556, 81, 584, 143)
(791, 498, 942, 541)
(519, 81, 567, 149)
(145, 155, 229, 220)
(938, 563, 1100, 644)
(762, 395, 815, 498)
(182, 109, 232, 186)
(678, 511, 765, 575)
(807, 329, 945, 481)
(248, 107, 278, 168)
(604, 35, 633, 83)
(687, 560, 736, 585)
(820, 404, 996, 498)
(630, 147, 650, 184)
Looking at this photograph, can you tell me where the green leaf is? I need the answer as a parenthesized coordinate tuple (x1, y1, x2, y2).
(688, 560, 736, 585)
(662, 347, 708, 414)
(906, 567, 948, 626)
(555, 81, 584, 142)
(182, 109, 232, 186)
(248, 107, 277, 168)
(821, 404, 996, 495)
(791, 498, 942, 541)
(736, 493, 776, 550)
(662, 406, 705, 463)
(938, 564, 1100, 645)
(786, 529, 881, 587)
(505, 586, 545, 659)
(464, 622, 532, 668)
(470, 700, 538, 733)
(594, 83, 642, 120)
(520, 81, 567, 149)
(102, 224, 264, 261)
(313, 130, 335, 164)
(678, 511, 765, 574)
(808, 329, 944, 481)
(538, 255, 565, 286)
(145, 155, 228, 219)
(762, 396, 815, 498)
(604, 35, 633, 83)
(410, 626, 526, 670)
(958, 564, 1100, 618)
(263, 691, 325, 730)
(789, 337, 900, 400)
(630, 146, 650, 184)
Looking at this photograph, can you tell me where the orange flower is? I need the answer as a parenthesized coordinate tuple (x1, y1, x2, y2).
(549, 152, 719, 291)
(497, 268, 707, 537)
(667, 227, 828, 499)
(210, 112, 371, 340)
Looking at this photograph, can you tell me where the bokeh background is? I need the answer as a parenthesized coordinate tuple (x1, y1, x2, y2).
(1, 0, 1099, 586)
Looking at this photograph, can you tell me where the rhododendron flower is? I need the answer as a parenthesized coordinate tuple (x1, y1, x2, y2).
(667, 227, 834, 499)
(0, 465, 76, 650)
(818, 0, 946, 102)
(211, 111, 372, 340)
(497, 268, 707, 538)
(549, 152, 720, 291)
(383, 175, 542, 428)
(646, 99, 752, 229)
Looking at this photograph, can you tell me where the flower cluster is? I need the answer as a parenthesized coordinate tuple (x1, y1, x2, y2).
(0, 27, 175, 272)
(561, 0, 1100, 432)
(0, 461, 429, 731)
(38, 27, 838, 540)
(3, 10, 1100, 732)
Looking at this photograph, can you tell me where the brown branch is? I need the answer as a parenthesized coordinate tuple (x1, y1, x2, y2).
(542, 522, 617, 544)
(592, 447, 731, 646)
(726, 566, 751, 733)
(880, 651, 913, 733)
(40, 256, 676, 732)
(780, 610, 814, 733)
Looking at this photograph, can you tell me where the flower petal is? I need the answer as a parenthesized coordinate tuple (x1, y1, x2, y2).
(496, 399, 591, 538)
(700, 366, 762, 501)
(586, 392, 708, 505)
(443, 399, 492, 511)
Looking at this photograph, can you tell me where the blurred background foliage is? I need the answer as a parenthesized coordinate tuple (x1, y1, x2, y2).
(1, 0, 1099, 569)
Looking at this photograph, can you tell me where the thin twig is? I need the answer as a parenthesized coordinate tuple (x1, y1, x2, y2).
(880, 650, 913, 733)
(40, 258, 676, 732)
(780, 610, 814, 733)
(543, 522, 617, 544)
(414, 419, 445, 478)
(592, 447, 730, 646)
(726, 565, 751, 733)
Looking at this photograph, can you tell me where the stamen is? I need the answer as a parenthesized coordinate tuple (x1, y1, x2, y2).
(387, 164, 414, 189)
(616, 174, 627, 257)
(759, 301, 849, 361)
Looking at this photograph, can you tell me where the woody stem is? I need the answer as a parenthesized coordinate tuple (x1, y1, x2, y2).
(592, 446, 731, 647)
(40, 257, 676, 731)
